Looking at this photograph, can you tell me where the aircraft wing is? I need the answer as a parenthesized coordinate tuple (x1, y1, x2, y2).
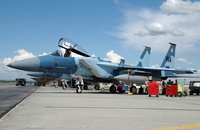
(79, 59, 112, 78)
(119, 65, 172, 72)
(118, 65, 196, 76)
(171, 69, 197, 74)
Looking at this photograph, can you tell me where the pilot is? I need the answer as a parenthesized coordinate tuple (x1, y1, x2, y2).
(64, 49, 71, 57)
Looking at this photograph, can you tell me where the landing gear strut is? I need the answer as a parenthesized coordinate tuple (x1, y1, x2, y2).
(75, 75, 84, 94)
(76, 85, 82, 93)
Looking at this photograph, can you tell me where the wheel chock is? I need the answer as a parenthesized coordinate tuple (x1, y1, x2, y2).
(128, 92, 133, 95)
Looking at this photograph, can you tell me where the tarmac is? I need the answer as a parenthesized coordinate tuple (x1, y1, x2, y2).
(0, 85, 200, 130)
(0, 84, 38, 119)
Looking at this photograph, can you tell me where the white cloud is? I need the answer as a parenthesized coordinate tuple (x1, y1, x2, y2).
(0, 62, 29, 80)
(145, 22, 169, 35)
(104, 50, 124, 63)
(38, 52, 48, 56)
(135, 22, 185, 37)
(0, 49, 46, 80)
(160, 0, 200, 15)
(2, 49, 35, 65)
(113, 0, 200, 61)
(151, 64, 160, 68)
(177, 58, 194, 65)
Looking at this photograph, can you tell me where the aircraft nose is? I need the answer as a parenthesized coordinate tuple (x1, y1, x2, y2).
(7, 57, 40, 71)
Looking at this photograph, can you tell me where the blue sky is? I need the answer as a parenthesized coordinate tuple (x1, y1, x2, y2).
(1, 0, 200, 80)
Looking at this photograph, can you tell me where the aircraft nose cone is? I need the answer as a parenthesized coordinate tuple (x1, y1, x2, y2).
(7, 63, 12, 67)
(7, 57, 40, 71)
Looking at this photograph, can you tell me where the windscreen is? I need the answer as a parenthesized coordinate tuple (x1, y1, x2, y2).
(50, 50, 63, 57)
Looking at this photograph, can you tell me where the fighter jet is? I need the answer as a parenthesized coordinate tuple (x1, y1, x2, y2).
(26, 44, 151, 91)
(22, 38, 152, 92)
(7, 38, 196, 93)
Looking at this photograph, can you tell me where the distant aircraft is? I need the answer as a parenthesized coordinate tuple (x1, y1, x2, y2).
(7, 38, 196, 93)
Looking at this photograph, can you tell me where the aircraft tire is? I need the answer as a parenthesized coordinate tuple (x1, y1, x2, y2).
(83, 85, 88, 90)
(109, 85, 116, 93)
(76, 85, 82, 93)
(177, 92, 182, 97)
(62, 85, 66, 90)
(94, 85, 100, 90)
(130, 86, 137, 94)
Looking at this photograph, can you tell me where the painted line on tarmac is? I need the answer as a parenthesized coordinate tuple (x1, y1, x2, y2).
(152, 123, 200, 130)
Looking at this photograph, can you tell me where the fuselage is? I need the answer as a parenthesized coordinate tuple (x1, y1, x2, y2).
(8, 54, 151, 84)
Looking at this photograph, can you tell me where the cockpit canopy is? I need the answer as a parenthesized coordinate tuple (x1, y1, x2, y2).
(59, 38, 90, 57)
(50, 38, 90, 57)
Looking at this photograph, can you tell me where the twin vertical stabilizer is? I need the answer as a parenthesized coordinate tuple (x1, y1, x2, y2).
(160, 43, 176, 68)
(137, 46, 151, 67)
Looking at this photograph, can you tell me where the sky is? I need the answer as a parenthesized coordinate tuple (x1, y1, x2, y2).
(1, 0, 200, 81)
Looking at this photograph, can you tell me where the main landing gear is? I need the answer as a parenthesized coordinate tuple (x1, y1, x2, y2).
(75, 75, 84, 94)
(76, 84, 82, 93)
